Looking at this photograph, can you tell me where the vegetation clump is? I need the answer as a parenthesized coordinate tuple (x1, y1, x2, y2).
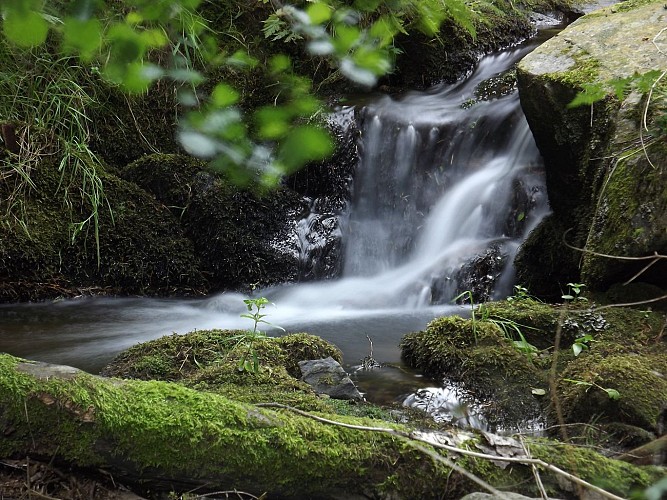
(402, 299, 667, 444)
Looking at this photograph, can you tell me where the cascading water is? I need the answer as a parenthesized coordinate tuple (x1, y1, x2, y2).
(0, 40, 553, 428)
(275, 44, 548, 311)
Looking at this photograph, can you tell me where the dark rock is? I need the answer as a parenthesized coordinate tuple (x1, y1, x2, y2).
(122, 153, 308, 291)
(298, 357, 363, 400)
(0, 152, 206, 302)
(286, 113, 358, 281)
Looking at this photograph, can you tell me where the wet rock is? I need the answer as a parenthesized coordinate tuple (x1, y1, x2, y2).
(400, 316, 544, 431)
(299, 357, 363, 400)
(516, 1, 667, 294)
(286, 111, 358, 281)
(122, 153, 307, 291)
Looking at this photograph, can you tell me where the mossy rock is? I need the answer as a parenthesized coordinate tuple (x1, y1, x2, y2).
(102, 329, 342, 381)
(513, 214, 583, 299)
(102, 329, 344, 410)
(402, 302, 667, 440)
(401, 316, 545, 428)
(122, 153, 307, 291)
(516, 0, 667, 292)
(0, 151, 206, 302)
(558, 353, 667, 432)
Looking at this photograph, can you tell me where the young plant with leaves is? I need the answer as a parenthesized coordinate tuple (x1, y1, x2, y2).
(225, 296, 285, 373)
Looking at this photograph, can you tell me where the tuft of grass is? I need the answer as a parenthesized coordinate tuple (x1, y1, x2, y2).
(0, 39, 112, 265)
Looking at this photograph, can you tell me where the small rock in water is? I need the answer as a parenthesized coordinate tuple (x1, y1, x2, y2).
(299, 357, 363, 400)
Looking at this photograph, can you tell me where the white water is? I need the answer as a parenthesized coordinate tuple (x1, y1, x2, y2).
(0, 43, 550, 410)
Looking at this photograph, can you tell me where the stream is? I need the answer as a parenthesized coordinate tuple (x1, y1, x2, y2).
(0, 25, 564, 431)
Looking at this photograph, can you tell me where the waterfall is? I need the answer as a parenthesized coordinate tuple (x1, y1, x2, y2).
(0, 42, 552, 378)
(279, 44, 549, 310)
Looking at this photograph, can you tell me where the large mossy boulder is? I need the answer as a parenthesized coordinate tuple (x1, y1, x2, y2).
(401, 300, 667, 447)
(516, 0, 667, 296)
(0, 147, 206, 302)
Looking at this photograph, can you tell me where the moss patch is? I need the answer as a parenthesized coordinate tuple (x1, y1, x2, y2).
(102, 329, 343, 410)
(401, 301, 667, 440)
(0, 151, 206, 302)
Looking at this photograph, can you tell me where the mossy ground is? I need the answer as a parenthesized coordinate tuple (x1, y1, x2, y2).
(402, 299, 667, 445)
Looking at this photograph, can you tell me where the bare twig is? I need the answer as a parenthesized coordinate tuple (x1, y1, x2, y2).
(520, 437, 548, 500)
(590, 294, 667, 311)
(564, 229, 667, 263)
(257, 403, 626, 500)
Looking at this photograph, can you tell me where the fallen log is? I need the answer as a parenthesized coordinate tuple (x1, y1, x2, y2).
(0, 354, 662, 499)
(0, 354, 454, 498)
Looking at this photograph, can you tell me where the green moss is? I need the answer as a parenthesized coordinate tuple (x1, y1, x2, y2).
(559, 353, 667, 431)
(0, 353, 456, 497)
(582, 135, 667, 287)
(529, 439, 663, 497)
(274, 333, 343, 378)
(609, 0, 661, 14)
(2, 352, 663, 498)
(553, 52, 601, 88)
(401, 301, 667, 438)
(102, 329, 346, 411)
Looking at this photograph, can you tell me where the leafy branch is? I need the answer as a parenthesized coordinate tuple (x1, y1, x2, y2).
(0, 0, 477, 186)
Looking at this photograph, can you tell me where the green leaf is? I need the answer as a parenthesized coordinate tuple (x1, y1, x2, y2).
(332, 25, 360, 54)
(226, 50, 258, 69)
(605, 388, 620, 400)
(107, 23, 145, 63)
(567, 83, 607, 108)
(354, 0, 382, 11)
(211, 83, 240, 107)
(140, 28, 169, 48)
(306, 2, 332, 25)
(369, 17, 398, 47)
(278, 125, 333, 172)
(269, 54, 291, 74)
(255, 107, 291, 140)
(609, 77, 632, 100)
(3, 9, 49, 47)
(443, 0, 477, 39)
(63, 17, 103, 60)
(120, 62, 156, 93)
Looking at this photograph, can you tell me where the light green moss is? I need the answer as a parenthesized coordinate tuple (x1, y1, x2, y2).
(529, 439, 664, 497)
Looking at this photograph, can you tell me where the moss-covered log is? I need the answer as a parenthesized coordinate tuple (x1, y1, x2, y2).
(1, 352, 663, 499)
(0, 354, 439, 498)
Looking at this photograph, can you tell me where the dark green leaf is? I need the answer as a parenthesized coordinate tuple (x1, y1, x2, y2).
(63, 18, 103, 60)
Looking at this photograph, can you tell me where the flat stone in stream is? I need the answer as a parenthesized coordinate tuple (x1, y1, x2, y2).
(298, 357, 363, 400)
